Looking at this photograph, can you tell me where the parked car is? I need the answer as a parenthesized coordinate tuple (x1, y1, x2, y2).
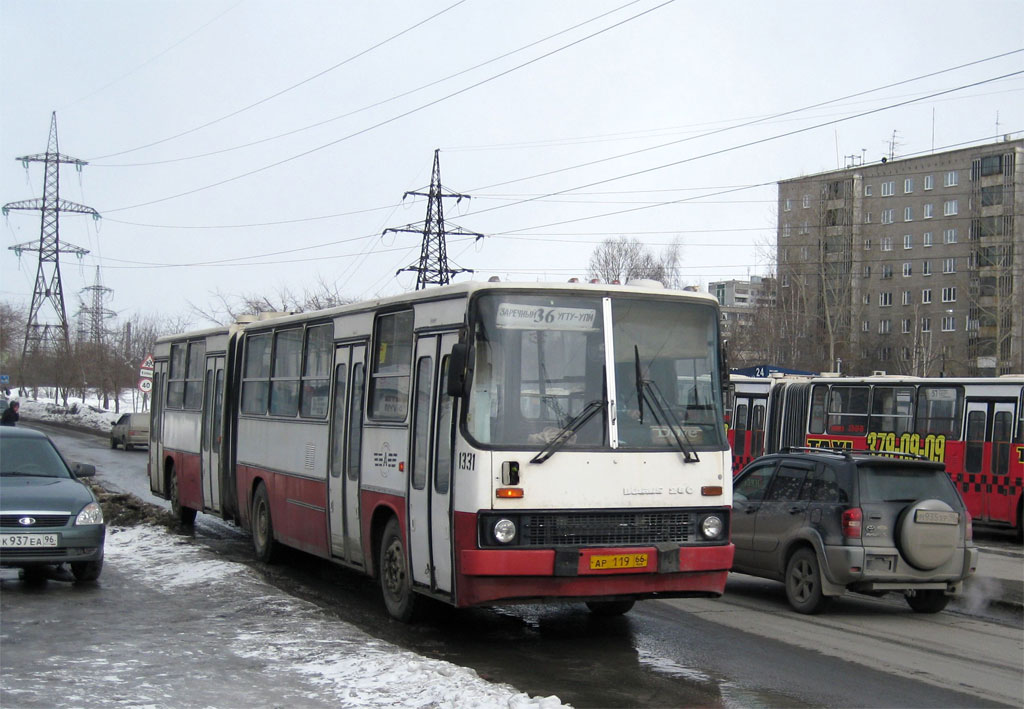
(0, 427, 105, 582)
(110, 412, 149, 450)
(731, 447, 977, 614)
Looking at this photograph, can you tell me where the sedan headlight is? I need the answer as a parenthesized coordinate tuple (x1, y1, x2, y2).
(493, 518, 517, 544)
(76, 502, 104, 526)
(700, 514, 723, 540)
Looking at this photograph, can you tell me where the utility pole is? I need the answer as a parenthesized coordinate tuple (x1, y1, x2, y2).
(4, 112, 97, 381)
(384, 149, 483, 290)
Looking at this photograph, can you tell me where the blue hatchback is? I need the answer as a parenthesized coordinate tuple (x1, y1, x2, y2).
(0, 427, 106, 581)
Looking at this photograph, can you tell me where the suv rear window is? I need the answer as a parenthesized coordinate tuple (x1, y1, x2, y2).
(858, 465, 959, 506)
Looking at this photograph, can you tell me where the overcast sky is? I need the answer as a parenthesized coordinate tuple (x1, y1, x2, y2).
(2, 0, 1021, 327)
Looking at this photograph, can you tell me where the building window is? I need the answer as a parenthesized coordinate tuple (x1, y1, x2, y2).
(865, 211, 872, 224)
(879, 292, 893, 307)
(862, 293, 871, 306)
(881, 264, 893, 279)
(800, 245, 809, 260)
(943, 200, 958, 216)
(981, 184, 1003, 207)
(904, 206, 913, 222)
(879, 319, 891, 334)
(800, 221, 809, 235)
(902, 319, 912, 333)
(921, 317, 932, 333)
(865, 184, 873, 196)
(904, 178, 914, 193)
(903, 263, 913, 277)
(781, 274, 790, 287)
(881, 236, 893, 251)
(784, 198, 792, 212)
(944, 228, 957, 244)
(881, 208, 895, 224)
(864, 265, 872, 278)
(783, 224, 791, 238)
(924, 174, 934, 190)
(942, 315, 956, 332)
(922, 260, 932, 276)
(882, 181, 895, 197)
(903, 234, 913, 249)
(923, 231, 933, 247)
(922, 289, 932, 304)
(944, 171, 958, 187)
(802, 194, 811, 208)
(923, 203, 933, 219)
(862, 320, 870, 332)
(943, 258, 956, 274)
(980, 154, 1003, 176)
(863, 238, 872, 250)
(942, 286, 957, 302)
(902, 290, 911, 306)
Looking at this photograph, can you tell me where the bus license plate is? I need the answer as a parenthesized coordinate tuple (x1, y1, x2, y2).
(589, 553, 648, 570)
(1, 533, 59, 548)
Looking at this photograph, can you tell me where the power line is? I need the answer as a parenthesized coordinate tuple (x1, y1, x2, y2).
(98, 0, 679, 213)
(88, 0, 470, 161)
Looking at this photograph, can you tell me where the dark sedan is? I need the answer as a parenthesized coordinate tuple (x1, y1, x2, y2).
(1, 427, 105, 581)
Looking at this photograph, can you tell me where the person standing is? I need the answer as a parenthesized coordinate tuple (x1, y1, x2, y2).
(1, 401, 19, 426)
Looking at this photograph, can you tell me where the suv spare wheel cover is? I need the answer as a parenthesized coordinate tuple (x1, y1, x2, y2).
(897, 499, 959, 570)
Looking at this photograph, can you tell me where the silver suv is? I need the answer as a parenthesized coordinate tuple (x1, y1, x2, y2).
(731, 448, 977, 614)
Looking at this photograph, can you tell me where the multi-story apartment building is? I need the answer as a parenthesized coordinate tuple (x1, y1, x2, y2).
(776, 137, 1022, 376)
(709, 276, 777, 368)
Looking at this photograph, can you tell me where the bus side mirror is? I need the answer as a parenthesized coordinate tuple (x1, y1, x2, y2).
(447, 343, 468, 397)
(719, 339, 730, 390)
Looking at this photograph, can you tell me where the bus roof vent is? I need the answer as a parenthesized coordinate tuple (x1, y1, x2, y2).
(625, 279, 664, 289)
(872, 370, 887, 376)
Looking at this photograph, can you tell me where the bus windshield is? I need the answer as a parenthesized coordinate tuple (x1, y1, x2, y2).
(465, 292, 726, 452)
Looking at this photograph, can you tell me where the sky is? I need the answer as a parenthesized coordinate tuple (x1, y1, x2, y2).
(1, 0, 1022, 329)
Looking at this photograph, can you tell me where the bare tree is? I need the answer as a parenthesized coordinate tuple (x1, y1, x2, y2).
(190, 279, 354, 326)
(588, 237, 687, 287)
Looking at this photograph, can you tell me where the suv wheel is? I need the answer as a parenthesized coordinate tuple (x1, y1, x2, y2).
(906, 589, 950, 613)
(785, 548, 832, 614)
(897, 499, 959, 570)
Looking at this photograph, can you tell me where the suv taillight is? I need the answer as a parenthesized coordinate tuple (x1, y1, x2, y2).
(965, 511, 973, 541)
(841, 507, 862, 539)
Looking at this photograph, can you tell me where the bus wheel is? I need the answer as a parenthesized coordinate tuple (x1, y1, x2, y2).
(585, 600, 635, 616)
(251, 482, 280, 564)
(169, 468, 197, 525)
(380, 517, 417, 622)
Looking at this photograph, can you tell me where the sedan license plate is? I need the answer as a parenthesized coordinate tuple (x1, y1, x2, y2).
(1, 533, 59, 548)
(589, 553, 648, 570)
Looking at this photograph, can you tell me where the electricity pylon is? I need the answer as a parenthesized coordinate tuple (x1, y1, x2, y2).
(77, 266, 116, 346)
(384, 149, 483, 290)
(3, 112, 97, 363)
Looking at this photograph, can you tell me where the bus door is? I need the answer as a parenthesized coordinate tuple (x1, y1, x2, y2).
(407, 332, 457, 594)
(963, 399, 1017, 524)
(730, 394, 766, 474)
(201, 355, 225, 513)
(148, 361, 167, 496)
(328, 344, 366, 565)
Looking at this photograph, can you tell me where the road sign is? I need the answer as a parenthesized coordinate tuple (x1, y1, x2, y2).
(140, 354, 155, 371)
(138, 378, 153, 394)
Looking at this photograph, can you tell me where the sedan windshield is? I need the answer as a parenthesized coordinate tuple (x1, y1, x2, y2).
(464, 292, 726, 452)
(0, 437, 73, 478)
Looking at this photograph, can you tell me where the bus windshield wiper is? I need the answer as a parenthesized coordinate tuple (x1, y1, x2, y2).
(530, 399, 605, 464)
(634, 347, 700, 463)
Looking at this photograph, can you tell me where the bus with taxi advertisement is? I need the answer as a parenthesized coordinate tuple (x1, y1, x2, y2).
(727, 374, 1024, 540)
(149, 280, 735, 620)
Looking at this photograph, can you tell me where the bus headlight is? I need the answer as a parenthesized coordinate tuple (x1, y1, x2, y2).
(700, 514, 723, 540)
(493, 518, 517, 544)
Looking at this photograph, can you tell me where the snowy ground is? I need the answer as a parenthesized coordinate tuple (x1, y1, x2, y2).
(2, 393, 568, 707)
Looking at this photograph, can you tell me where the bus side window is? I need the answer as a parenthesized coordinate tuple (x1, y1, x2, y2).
(828, 386, 869, 435)
(993, 411, 1012, 475)
(750, 402, 765, 458)
(808, 385, 827, 434)
(965, 410, 986, 474)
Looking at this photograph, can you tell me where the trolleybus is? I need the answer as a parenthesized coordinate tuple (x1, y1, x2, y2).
(149, 280, 734, 620)
(728, 374, 1024, 539)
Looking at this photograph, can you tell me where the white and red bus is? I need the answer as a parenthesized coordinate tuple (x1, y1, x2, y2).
(149, 281, 734, 620)
(727, 374, 1024, 539)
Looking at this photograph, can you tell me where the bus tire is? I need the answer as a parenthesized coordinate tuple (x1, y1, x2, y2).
(169, 467, 197, 525)
(585, 600, 635, 616)
(785, 547, 832, 614)
(379, 517, 418, 622)
(251, 482, 280, 564)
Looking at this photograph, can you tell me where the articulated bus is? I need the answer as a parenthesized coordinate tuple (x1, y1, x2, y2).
(727, 374, 1024, 539)
(148, 281, 734, 620)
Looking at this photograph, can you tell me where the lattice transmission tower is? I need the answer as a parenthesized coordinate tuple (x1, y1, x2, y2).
(3, 112, 97, 363)
(77, 266, 116, 346)
(384, 149, 483, 290)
